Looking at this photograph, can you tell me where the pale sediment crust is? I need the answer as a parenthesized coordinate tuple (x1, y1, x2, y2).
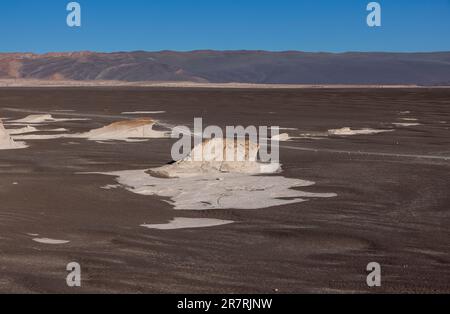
(92, 138, 336, 210)
(32, 238, 70, 245)
(10, 114, 88, 124)
(121, 111, 166, 114)
(0, 120, 27, 150)
(141, 218, 234, 230)
(392, 122, 422, 127)
(328, 127, 394, 136)
(8, 116, 170, 142)
(96, 169, 337, 210)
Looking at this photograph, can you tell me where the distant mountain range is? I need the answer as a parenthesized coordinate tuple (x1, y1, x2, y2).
(1, 51, 450, 85)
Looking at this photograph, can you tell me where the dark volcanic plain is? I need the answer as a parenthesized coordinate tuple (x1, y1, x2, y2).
(0, 87, 449, 293)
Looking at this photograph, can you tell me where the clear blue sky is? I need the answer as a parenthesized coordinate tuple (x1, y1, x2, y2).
(0, 0, 449, 53)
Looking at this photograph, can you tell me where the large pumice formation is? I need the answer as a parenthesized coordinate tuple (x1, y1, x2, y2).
(95, 137, 336, 210)
(150, 138, 281, 178)
(0, 120, 26, 150)
(80, 118, 169, 141)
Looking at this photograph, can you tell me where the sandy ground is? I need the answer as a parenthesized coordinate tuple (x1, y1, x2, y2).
(0, 87, 449, 293)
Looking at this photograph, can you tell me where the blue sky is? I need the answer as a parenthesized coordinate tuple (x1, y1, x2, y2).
(0, 0, 449, 53)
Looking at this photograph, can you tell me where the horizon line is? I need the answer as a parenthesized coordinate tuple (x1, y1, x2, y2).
(1, 49, 450, 55)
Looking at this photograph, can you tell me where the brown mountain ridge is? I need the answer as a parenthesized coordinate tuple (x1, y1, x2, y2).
(1, 50, 450, 85)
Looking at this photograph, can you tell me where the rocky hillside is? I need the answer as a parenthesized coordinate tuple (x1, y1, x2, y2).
(1, 51, 449, 85)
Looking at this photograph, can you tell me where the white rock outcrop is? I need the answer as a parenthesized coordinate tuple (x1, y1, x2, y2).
(150, 138, 280, 178)
(0, 120, 27, 150)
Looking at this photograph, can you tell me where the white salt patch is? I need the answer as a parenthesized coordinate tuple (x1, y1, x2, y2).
(272, 127, 299, 131)
(272, 133, 291, 142)
(11, 114, 88, 124)
(141, 218, 234, 230)
(101, 184, 121, 190)
(299, 135, 327, 140)
(6, 125, 39, 135)
(3, 123, 48, 127)
(12, 134, 68, 140)
(106, 139, 149, 143)
(328, 127, 393, 136)
(0, 120, 27, 150)
(297, 132, 328, 140)
(95, 141, 114, 144)
(97, 170, 336, 210)
(32, 238, 70, 245)
(270, 133, 304, 142)
(122, 111, 166, 115)
(47, 128, 68, 132)
(6, 125, 66, 136)
(393, 123, 422, 127)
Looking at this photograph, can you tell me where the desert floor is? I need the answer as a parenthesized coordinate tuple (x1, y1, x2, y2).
(0, 87, 449, 293)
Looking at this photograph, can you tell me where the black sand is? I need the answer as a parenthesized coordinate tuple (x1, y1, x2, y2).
(0, 88, 449, 293)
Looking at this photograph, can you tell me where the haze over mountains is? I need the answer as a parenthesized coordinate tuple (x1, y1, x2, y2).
(1, 51, 449, 85)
